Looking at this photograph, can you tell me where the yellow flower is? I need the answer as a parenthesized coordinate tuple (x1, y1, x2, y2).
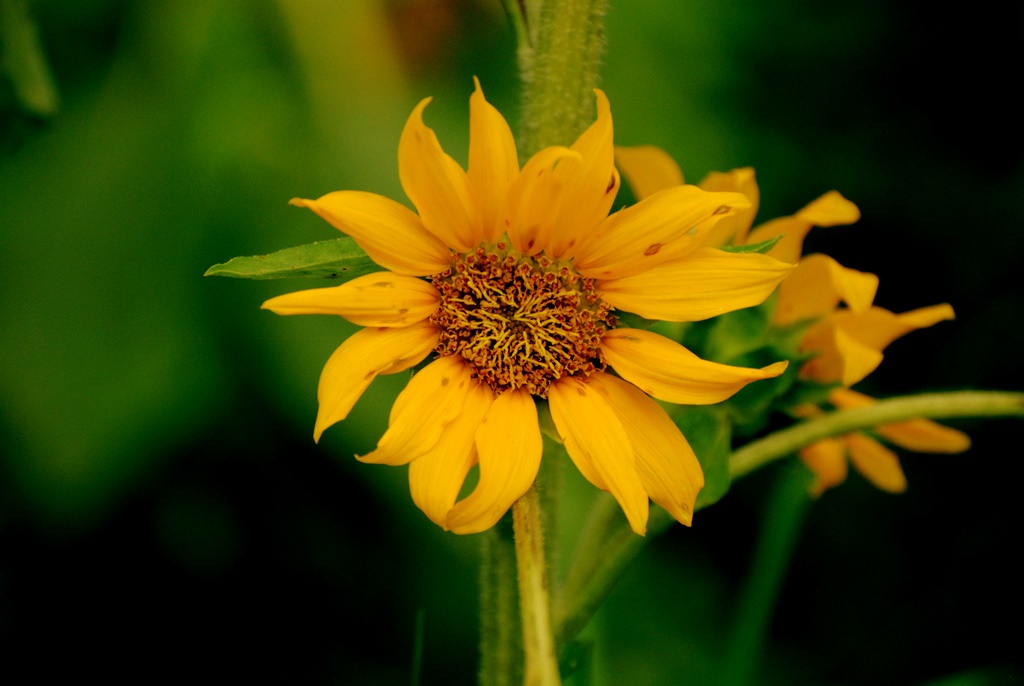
(262, 80, 793, 535)
(781, 276, 969, 495)
(616, 145, 970, 495)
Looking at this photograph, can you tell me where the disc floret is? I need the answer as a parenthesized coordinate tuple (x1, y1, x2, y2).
(430, 242, 617, 396)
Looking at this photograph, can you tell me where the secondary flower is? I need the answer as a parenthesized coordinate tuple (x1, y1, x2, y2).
(263, 80, 793, 535)
(783, 279, 970, 495)
(616, 145, 970, 494)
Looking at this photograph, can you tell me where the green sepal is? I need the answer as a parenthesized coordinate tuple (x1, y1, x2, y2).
(685, 297, 776, 364)
(204, 237, 378, 281)
(777, 379, 841, 412)
(720, 235, 783, 254)
(723, 346, 802, 437)
(672, 405, 732, 510)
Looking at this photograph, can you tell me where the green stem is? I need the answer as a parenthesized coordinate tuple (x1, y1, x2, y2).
(720, 466, 814, 686)
(513, 484, 561, 686)
(729, 390, 1024, 480)
(516, 0, 608, 157)
(479, 517, 523, 686)
(553, 390, 1024, 647)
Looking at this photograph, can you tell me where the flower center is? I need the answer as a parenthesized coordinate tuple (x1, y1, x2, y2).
(429, 242, 617, 397)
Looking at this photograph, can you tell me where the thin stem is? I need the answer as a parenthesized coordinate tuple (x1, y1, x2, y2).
(514, 484, 561, 686)
(553, 390, 1024, 648)
(730, 391, 1024, 480)
(720, 465, 814, 686)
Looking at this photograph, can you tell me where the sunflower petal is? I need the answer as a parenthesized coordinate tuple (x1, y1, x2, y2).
(799, 437, 849, 496)
(773, 254, 879, 326)
(697, 167, 760, 247)
(746, 190, 861, 264)
(408, 381, 493, 528)
(505, 146, 581, 255)
(573, 186, 751, 280)
(799, 322, 884, 386)
(548, 376, 649, 535)
(467, 77, 519, 243)
(833, 304, 955, 352)
(602, 328, 788, 405)
(587, 373, 704, 526)
(599, 246, 794, 322)
(262, 272, 440, 327)
(358, 355, 473, 465)
(398, 97, 479, 250)
(614, 145, 684, 200)
(447, 389, 543, 534)
(547, 90, 618, 259)
(845, 432, 907, 493)
(313, 322, 439, 442)
(289, 192, 451, 276)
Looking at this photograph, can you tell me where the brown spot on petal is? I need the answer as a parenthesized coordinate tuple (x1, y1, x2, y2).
(372, 280, 396, 288)
(441, 377, 450, 386)
(713, 205, 732, 215)
(606, 175, 617, 193)
(644, 243, 663, 256)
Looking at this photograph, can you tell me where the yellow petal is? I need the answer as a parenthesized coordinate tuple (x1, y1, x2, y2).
(546, 90, 619, 259)
(601, 328, 788, 405)
(833, 304, 955, 353)
(548, 376, 649, 535)
(599, 246, 794, 322)
(799, 437, 849, 496)
(587, 372, 704, 526)
(467, 77, 520, 243)
(289, 191, 450, 276)
(358, 355, 473, 465)
(504, 146, 581, 256)
(398, 96, 479, 251)
(799, 321, 884, 386)
(447, 389, 543, 534)
(773, 254, 879, 326)
(747, 190, 861, 264)
(845, 432, 907, 493)
(614, 145, 684, 200)
(262, 272, 440, 327)
(573, 185, 751, 280)
(697, 167, 760, 247)
(313, 322, 439, 442)
(408, 381, 493, 528)
(828, 388, 971, 453)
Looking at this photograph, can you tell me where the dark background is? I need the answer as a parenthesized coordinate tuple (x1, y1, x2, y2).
(1, 0, 1020, 683)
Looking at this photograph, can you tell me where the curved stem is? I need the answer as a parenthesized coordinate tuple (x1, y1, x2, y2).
(553, 390, 1024, 648)
(514, 484, 561, 686)
(729, 391, 1024, 480)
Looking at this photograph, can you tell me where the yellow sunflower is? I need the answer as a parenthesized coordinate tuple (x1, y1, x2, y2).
(615, 145, 970, 495)
(263, 80, 793, 535)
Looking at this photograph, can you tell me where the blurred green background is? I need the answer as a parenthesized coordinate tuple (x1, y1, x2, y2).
(1, 0, 1020, 683)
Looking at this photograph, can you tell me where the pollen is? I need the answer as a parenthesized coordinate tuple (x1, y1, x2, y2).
(430, 243, 618, 396)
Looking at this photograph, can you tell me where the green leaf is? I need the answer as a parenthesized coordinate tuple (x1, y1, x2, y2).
(721, 235, 783, 254)
(204, 237, 378, 281)
(673, 405, 733, 510)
